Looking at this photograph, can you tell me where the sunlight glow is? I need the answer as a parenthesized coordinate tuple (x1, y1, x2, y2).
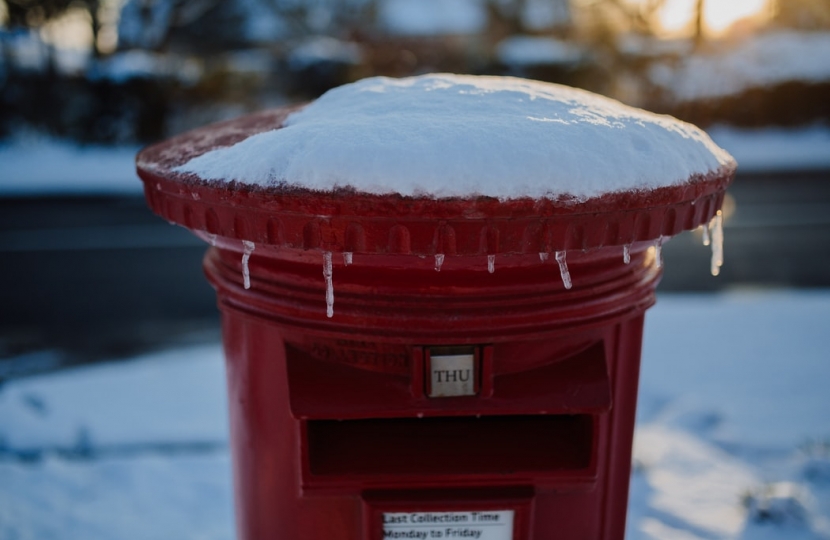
(652, 0, 773, 38)
(656, 0, 696, 36)
(704, 0, 771, 34)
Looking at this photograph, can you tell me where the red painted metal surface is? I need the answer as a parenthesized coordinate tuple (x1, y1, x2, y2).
(137, 105, 735, 540)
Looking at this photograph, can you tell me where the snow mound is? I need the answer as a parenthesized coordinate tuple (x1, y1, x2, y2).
(174, 74, 734, 201)
(745, 483, 814, 526)
(377, 0, 487, 36)
(496, 36, 585, 67)
(650, 31, 830, 102)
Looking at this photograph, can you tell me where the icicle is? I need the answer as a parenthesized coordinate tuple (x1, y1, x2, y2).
(554, 251, 572, 290)
(654, 237, 663, 269)
(702, 223, 711, 246)
(711, 211, 724, 276)
(207, 233, 217, 246)
(539, 252, 549, 262)
(623, 244, 631, 264)
(487, 254, 495, 274)
(435, 253, 445, 272)
(343, 252, 353, 266)
(241, 240, 255, 290)
(323, 251, 334, 318)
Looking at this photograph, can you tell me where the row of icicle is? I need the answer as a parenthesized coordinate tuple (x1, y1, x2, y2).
(231, 211, 724, 318)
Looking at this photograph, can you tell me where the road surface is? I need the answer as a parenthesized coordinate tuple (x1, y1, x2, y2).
(2, 169, 829, 376)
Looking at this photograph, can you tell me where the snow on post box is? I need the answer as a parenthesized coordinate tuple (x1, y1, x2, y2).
(137, 74, 736, 540)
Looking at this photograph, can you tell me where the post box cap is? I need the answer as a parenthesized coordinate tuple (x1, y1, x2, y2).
(137, 74, 735, 255)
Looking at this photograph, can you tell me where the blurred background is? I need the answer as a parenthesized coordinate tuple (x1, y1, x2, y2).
(1, 0, 830, 390)
(2, 2, 830, 538)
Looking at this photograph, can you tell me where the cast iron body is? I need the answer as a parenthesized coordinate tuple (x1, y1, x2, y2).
(138, 107, 734, 540)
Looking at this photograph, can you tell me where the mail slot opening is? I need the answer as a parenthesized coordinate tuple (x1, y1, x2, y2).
(306, 415, 593, 477)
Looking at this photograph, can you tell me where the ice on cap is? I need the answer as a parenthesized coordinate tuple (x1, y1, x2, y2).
(175, 74, 735, 201)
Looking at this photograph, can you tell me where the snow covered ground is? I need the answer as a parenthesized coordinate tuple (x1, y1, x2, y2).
(1, 290, 828, 539)
(0, 136, 142, 196)
(707, 125, 830, 173)
(631, 291, 830, 540)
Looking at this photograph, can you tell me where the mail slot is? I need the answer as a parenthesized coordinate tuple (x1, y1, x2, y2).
(289, 339, 609, 495)
(137, 74, 735, 539)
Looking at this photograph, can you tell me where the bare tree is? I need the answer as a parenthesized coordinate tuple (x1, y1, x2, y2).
(592, 0, 667, 35)
(485, 0, 573, 38)
(772, 0, 830, 30)
(4, 0, 105, 54)
(693, 0, 705, 47)
(257, 0, 377, 39)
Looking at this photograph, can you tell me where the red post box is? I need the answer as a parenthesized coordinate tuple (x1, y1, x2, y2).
(137, 76, 734, 540)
